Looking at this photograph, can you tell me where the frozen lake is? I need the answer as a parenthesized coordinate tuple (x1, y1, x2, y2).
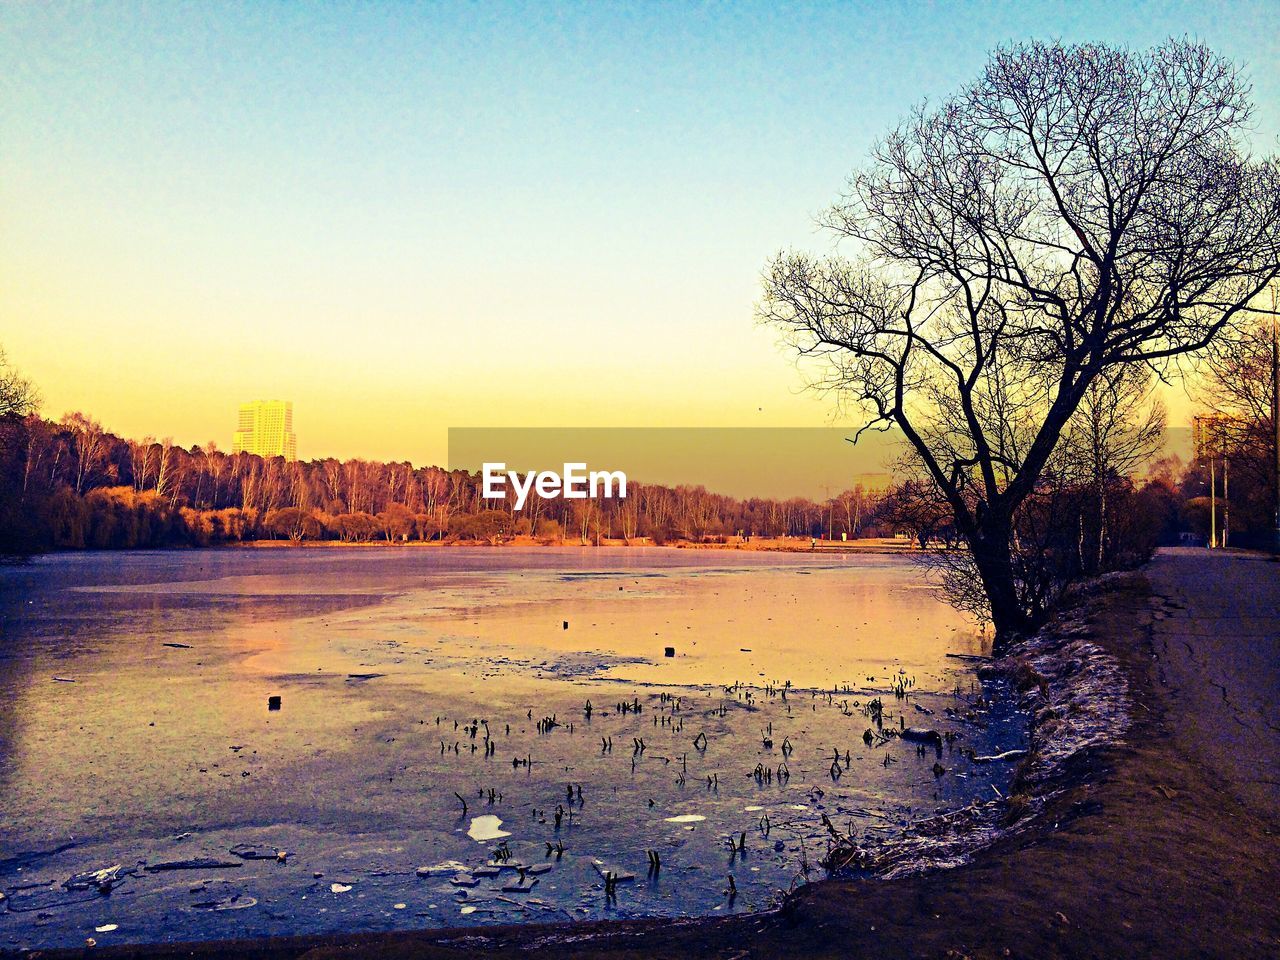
(0, 546, 1024, 949)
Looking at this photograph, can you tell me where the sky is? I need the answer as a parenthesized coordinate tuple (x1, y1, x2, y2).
(3, 1, 1278, 465)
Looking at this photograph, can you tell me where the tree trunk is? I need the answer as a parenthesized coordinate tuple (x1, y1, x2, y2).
(970, 519, 1031, 648)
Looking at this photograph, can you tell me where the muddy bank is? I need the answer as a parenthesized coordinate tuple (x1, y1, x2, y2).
(823, 572, 1134, 881)
(8, 550, 1279, 959)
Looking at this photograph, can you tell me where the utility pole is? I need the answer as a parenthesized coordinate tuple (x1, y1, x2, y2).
(822, 484, 833, 541)
(1210, 457, 1217, 549)
(1223, 458, 1230, 549)
(1273, 286, 1280, 554)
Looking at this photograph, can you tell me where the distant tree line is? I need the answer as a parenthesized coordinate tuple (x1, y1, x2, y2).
(0, 371, 899, 554)
(0, 388, 1184, 566)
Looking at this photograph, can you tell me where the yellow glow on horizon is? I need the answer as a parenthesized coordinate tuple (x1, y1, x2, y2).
(3, 216, 1203, 468)
(4, 245, 842, 465)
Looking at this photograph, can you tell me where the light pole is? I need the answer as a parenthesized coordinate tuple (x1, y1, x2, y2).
(1273, 287, 1280, 554)
(1223, 457, 1230, 549)
(1210, 457, 1217, 549)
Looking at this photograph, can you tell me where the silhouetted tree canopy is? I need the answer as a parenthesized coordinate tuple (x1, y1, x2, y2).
(762, 39, 1280, 639)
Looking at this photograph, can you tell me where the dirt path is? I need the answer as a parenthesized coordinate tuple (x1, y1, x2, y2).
(18, 550, 1280, 960)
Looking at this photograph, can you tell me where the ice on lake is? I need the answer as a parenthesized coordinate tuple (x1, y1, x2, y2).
(0, 546, 1024, 949)
(466, 815, 510, 841)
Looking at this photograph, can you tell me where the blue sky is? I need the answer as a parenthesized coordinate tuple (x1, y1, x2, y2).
(3, 1, 1278, 461)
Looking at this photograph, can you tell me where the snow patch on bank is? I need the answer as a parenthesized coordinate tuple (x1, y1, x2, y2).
(830, 574, 1137, 880)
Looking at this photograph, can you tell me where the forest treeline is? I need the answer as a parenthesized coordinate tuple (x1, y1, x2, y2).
(0, 396, 1194, 562)
(0, 408, 900, 552)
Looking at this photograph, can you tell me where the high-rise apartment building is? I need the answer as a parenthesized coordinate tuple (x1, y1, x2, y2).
(232, 400, 297, 461)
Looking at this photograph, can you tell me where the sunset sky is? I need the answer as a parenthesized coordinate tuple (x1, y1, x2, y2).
(4, 1, 1279, 465)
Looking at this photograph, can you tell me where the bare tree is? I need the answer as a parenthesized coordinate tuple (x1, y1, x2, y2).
(834, 486, 869, 538)
(1197, 286, 1279, 426)
(1056, 368, 1165, 572)
(572, 496, 598, 545)
(21, 415, 54, 494)
(129, 436, 156, 492)
(202, 442, 224, 509)
(761, 40, 1280, 640)
(0, 348, 40, 419)
(154, 437, 184, 506)
(618, 488, 641, 543)
(878, 475, 957, 548)
(63, 412, 107, 496)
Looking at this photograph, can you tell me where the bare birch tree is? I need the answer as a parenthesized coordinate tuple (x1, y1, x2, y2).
(129, 436, 156, 492)
(63, 412, 106, 496)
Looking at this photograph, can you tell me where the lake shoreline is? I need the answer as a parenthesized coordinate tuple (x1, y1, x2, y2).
(18, 551, 1274, 958)
(229, 536, 919, 554)
(821, 570, 1135, 883)
(2, 536, 920, 562)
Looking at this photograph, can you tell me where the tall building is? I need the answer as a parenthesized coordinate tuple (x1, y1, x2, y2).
(232, 400, 297, 461)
